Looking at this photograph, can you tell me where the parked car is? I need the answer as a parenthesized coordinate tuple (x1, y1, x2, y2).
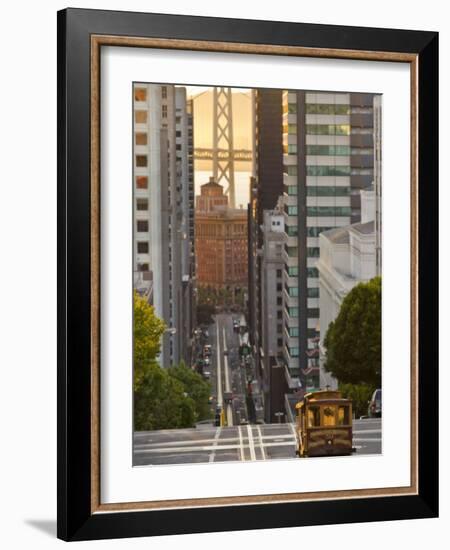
(368, 388, 382, 418)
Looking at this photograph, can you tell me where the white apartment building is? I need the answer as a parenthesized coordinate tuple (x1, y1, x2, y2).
(316, 187, 377, 389)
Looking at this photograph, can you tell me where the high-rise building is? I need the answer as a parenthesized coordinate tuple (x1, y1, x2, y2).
(175, 88, 196, 365)
(259, 207, 287, 422)
(247, 89, 284, 392)
(133, 83, 194, 367)
(281, 90, 376, 389)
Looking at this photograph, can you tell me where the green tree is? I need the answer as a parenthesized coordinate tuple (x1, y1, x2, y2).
(134, 364, 196, 430)
(324, 276, 381, 387)
(339, 382, 374, 418)
(133, 291, 166, 391)
(169, 362, 212, 421)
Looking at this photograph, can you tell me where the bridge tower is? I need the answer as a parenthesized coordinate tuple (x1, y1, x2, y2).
(212, 87, 235, 208)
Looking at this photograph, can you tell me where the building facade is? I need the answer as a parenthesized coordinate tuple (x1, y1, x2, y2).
(259, 207, 287, 422)
(133, 83, 195, 367)
(247, 90, 284, 405)
(316, 188, 377, 389)
(281, 90, 376, 390)
(195, 179, 248, 292)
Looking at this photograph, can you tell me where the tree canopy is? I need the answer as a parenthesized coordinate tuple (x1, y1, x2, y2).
(133, 293, 211, 431)
(324, 276, 381, 388)
(133, 291, 166, 392)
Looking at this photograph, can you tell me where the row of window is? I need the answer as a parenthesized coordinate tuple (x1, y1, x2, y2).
(307, 206, 351, 216)
(285, 266, 319, 278)
(307, 226, 333, 237)
(284, 145, 374, 156)
(285, 286, 320, 298)
(307, 186, 350, 196)
(284, 103, 351, 115)
(284, 325, 318, 339)
(286, 124, 351, 136)
(134, 86, 168, 102)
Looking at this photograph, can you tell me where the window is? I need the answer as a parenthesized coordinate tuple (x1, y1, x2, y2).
(285, 245, 298, 257)
(287, 307, 299, 318)
(284, 205, 298, 216)
(289, 347, 299, 357)
(338, 406, 350, 426)
(307, 288, 319, 298)
(306, 124, 350, 135)
(322, 406, 337, 426)
(277, 338, 283, 347)
(285, 165, 298, 177)
(137, 263, 149, 271)
(136, 155, 147, 167)
(277, 311, 283, 319)
(135, 110, 147, 124)
(162, 105, 168, 118)
(307, 186, 350, 196)
(276, 269, 282, 278)
(307, 247, 320, 258)
(306, 144, 350, 156)
(136, 176, 148, 189)
(277, 297, 282, 306)
(306, 103, 350, 115)
(307, 227, 332, 237)
(137, 242, 149, 254)
(134, 88, 147, 102)
(307, 308, 320, 318)
(136, 198, 148, 211)
(307, 267, 319, 278)
(287, 266, 299, 277)
(161, 86, 167, 99)
(135, 132, 147, 146)
(287, 286, 299, 297)
(307, 206, 351, 216)
(307, 406, 320, 427)
(306, 166, 351, 176)
(137, 220, 148, 232)
(287, 326, 299, 337)
(285, 185, 298, 196)
(286, 225, 298, 237)
(276, 283, 282, 292)
(283, 143, 298, 155)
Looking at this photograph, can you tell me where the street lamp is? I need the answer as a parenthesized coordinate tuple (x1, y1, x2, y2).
(274, 411, 284, 424)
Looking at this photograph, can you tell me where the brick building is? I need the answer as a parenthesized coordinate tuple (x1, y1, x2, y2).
(195, 178, 248, 291)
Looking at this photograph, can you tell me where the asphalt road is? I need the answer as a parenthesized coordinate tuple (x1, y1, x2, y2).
(210, 313, 249, 426)
(133, 418, 382, 466)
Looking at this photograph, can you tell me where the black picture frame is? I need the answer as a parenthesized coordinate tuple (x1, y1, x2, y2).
(57, 7, 438, 541)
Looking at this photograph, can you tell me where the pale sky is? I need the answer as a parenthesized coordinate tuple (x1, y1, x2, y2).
(184, 85, 251, 99)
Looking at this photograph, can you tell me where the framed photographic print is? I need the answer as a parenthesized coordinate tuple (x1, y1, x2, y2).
(57, 8, 438, 541)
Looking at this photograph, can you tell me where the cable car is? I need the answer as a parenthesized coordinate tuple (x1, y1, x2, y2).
(295, 390, 354, 457)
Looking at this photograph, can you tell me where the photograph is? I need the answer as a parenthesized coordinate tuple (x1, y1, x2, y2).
(132, 84, 382, 466)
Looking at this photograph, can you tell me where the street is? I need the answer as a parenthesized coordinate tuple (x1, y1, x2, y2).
(209, 313, 250, 427)
(133, 311, 382, 466)
(133, 418, 381, 465)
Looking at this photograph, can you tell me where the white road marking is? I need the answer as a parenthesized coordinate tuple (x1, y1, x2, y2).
(135, 441, 298, 454)
(216, 319, 223, 407)
(257, 425, 267, 460)
(209, 427, 222, 463)
(247, 424, 257, 461)
(238, 426, 245, 461)
(222, 326, 234, 427)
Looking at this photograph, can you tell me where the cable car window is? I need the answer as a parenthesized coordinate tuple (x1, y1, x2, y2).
(338, 406, 350, 425)
(307, 406, 320, 427)
(322, 405, 337, 426)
